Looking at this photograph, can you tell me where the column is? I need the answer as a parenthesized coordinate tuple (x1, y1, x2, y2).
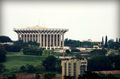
(32, 34, 33, 42)
(56, 34, 58, 47)
(37, 33, 39, 43)
(59, 34, 61, 47)
(23, 34, 25, 42)
(43, 34, 45, 47)
(50, 34, 51, 49)
(35, 34, 36, 42)
(26, 34, 28, 42)
(29, 34, 30, 41)
(40, 34, 42, 47)
(62, 33, 64, 47)
(46, 34, 48, 49)
(18, 34, 20, 40)
(53, 34, 54, 47)
(21, 34, 23, 41)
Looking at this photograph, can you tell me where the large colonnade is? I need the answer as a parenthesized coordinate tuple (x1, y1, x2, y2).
(13, 26, 68, 49)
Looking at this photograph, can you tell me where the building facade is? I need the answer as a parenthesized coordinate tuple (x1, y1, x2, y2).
(13, 26, 68, 49)
(61, 59, 87, 79)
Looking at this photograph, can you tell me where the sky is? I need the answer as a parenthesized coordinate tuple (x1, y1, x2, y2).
(0, 0, 119, 41)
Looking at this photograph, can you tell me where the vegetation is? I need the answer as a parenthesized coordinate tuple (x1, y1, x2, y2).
(104, 35, 108, 48)
(71, 48, 80, 52)
(65, 49, 70, 54)
(42, 56, 62, 72)
(0, 48, 6, 62)
(64, 38, 81, 47)
(64, 38, 94, 48)
(98, 73, 118, 79)
(0, 63, 6, 74)
(23, 47, 42, 55)
(102, 36, 104, 47)
(14, 40, 40, 48)
(0, 36, 12, 42)
(75, 54, 82, 59)
(88, 55, 120, 71)
(108, 39, 119, 50)
(89, 49, 107, 56)
(44, 73, 56, 79)
(4, 44, 22, 52)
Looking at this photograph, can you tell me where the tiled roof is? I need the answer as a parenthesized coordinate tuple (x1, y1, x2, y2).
(0, 74, 62, 79)
(93, 70, 120, 74)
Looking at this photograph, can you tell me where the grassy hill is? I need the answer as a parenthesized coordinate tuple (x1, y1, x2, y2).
(2, 50, 46, 69)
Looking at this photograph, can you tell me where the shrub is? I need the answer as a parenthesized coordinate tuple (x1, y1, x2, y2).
(23, 47, 42, 55)
(0, 48, 6, 62)
(4, 44, 22, 52)
(71, 48, 80, 52)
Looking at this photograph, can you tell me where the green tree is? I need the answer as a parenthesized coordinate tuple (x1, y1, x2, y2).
(71, 48, 80, 52)
(4, 44, 22, 52)
(108, 39, 114, 49)
(88, 56, 113, 71)
(75, 54, 82, 59)
(20, 66, 26, 72)
(104, 36, 108, 48)
(44, 73, 56, 79)
(0, 48, 6, 62)
(42, 56, 56, 71)
(89, 49, 107, 56)
(0, 36, 12, 42)
(0, 64, 6, 74)
(65, 49, 70, 54)
(27, 65, 35, 73)
(102, 36, 104, 47)
(35, 64, 45, 72)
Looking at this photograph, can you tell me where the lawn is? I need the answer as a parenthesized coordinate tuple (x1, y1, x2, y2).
(2, 50, 46, 69)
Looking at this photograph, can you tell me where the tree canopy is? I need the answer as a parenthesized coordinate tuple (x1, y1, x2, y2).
(0, 36, 12, 42)
(42, 56, 57, 71)
(88, 55, 120, 71)
(0, 48, 6, 62)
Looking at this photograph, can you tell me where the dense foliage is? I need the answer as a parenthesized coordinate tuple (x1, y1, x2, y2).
(44, 73, 56, 79)
(65, 49, 70, 54)
(0, 63, 6, 74)
(42, 56, 62, 72)
(0, 48, 6, 62)
(108, 39, 120, 50)
(0, 36, 12, 42)
(64, 38, 81, 47)
(14, 40, 40, 48)
(64, 38, 94, 48)
(23, 47, 42, 55)
(4, 44, 22, 52)
(98, 73, 118, 79)
(89, 49, 107, 56)
(19, 64, 44, 73)
(42, 56, 56, 71)
(88, 55, 120, 71)
(104, 36, 108, 48)
(71, 48, 80, 52)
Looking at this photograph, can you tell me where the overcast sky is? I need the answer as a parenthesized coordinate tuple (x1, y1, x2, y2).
(0, 0, 119, 41)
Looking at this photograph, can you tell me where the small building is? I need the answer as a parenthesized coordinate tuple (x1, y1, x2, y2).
(61, 58, 87, 79)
